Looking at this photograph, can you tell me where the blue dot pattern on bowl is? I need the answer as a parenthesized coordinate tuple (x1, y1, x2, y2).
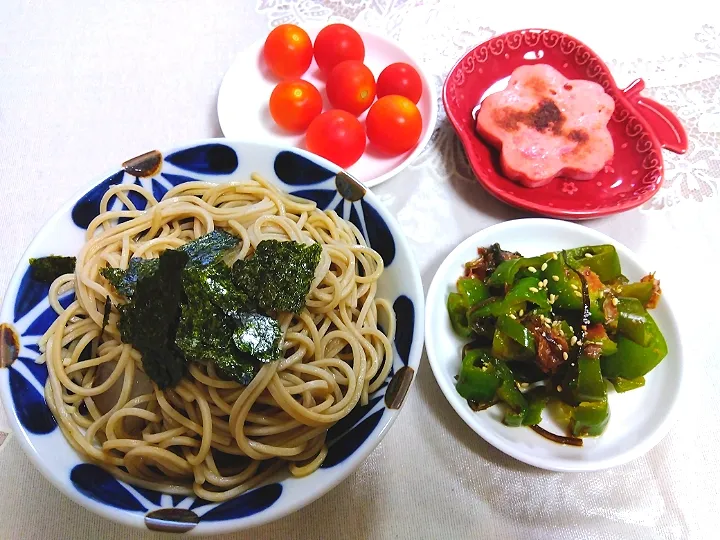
(165, 143, 239, 175)
(6, 145, 415, 526)
(274, 151, 335, 186)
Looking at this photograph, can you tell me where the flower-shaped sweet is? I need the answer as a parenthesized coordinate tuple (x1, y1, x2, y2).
(475, 64, 615, 188)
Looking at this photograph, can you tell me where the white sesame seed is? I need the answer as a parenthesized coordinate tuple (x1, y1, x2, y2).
(552, 275, 560, 281)
(538, 281, 545, 289)
(509, 313, 517, 320)
(545, 322, 551, 329)
(529, 287, 539, 293)
(612, 297, 619, 306)
(541, 262, 548, 271)
(577, 340, 583, 346)
(556, 385, 562, 392)
(581, 324, 587, 330)
(570, 336, 578, 345)
(571, 284, 578, 290)
(585, 253, 593, 258)
(562, 352, 569, 360)
(575, 291, 582, 297)
(542, 279, 548, 287)
(528, 266, 537, 273)
(549, 293, 556, 302)
(552, 253, 558, 260)
(518, 309, 524, 317)
(569, 326, 574, 332)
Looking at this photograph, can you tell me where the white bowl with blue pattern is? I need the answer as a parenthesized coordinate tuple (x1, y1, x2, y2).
(0, 139, 424, 534)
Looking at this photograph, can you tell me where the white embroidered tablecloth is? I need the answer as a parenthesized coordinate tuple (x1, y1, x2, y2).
(1, 1, 718, 538)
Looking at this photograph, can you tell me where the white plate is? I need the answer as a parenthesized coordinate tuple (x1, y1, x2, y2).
(217, 26, 438, 188)
(425, 218, 684, 472)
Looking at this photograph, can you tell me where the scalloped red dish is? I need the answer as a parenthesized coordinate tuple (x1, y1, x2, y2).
(443, 29, 688, 219)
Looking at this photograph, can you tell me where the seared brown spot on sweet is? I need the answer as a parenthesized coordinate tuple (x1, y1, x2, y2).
(531, 99, 564, 133)
(526, 76, 548, 94)
(0, 323, 20, 368)
(493, 99, 566, 135)
(567, 129, 589, 143)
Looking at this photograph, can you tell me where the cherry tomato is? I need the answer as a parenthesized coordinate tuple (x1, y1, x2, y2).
(313, 24, 365, 75)
(269, 80, 322, 132)
(366, 95, 423, 155)
(326, 61, 376, 116)
(306, 110, 366, 168)
(376, 62, 423, 104)
(263, 24, 313, 79)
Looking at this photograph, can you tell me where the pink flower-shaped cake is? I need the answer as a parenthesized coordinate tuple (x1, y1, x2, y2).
(475, 64, 615, 188)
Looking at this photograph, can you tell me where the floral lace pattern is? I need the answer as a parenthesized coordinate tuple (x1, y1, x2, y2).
(255, 1, 720, 212)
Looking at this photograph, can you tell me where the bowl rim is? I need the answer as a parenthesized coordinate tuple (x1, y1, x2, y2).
(424, 217, 684, 472)
(441, 28, 666, 220)
(0, 137, 426, 534)
(217, 25, 439, 189)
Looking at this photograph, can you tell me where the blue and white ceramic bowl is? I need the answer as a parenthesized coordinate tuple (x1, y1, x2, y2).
(0, 139, 424, 534)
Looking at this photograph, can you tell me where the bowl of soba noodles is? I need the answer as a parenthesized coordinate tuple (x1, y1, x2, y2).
(0, 139, 424, 534)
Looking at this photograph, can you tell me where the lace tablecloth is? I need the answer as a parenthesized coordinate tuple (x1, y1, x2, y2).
(1, 1, 718, 538)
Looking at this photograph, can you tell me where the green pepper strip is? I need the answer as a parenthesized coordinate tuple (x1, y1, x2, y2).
(456, 277, 491, 307)
(455, 349, 502, 404)
(571, 400, 610, 437)
(601, 311, 667, 379)
(610, 376, 646, 393)
(616, 297, 652, 346)
(493, 358, 528, 426)
(575, 351, 607, 403)
(447, 292, 472, 338)
(505, 277, 550, 310)
(564, 245, 622, 283)
(543, 254, 604, 322)
(614, 281, 654, 306)
(521, 387, 548, 426)
(486, 255, 546, 288)
(497, 314, 536, 351)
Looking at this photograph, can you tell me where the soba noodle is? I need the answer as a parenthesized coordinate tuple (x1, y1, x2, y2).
(39, 174, 395, 501)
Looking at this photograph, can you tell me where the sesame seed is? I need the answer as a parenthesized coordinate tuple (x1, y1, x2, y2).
(556, 385, 562, 392)
(528, 266, 537, 273)
(571, 284, 578, 290)
(570, 336, 578, 345)
(538, 281, 545, 289)
(552, 253, 558, 260)
(545, 322, 551, 329)
(585, 252, 593, 258)
(549, 293, 556, 302)
(529, 287, 539, 293)
(577, 340, 582, 346)
(612, 297, 619, 306)
(562, 352, 569, 360)
(509, 313, 517, 320)
(575, 291, 582, 297)
(569, 326, 574, 332)
(541, 262, 548, 271)
(581, 324, 587, 331)
(542, 279, 548, 287)
(552, 275, 560, 281)
(518, 309, 524, 317)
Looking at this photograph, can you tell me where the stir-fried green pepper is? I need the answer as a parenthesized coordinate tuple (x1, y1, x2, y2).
(601, 311, 667, 379)
(616, 297, 652, 346)
(448, 242, 667, 445)
(456, 349, 501, 403)
(456, 277, 491, 306)
(564, 245, 622, 283)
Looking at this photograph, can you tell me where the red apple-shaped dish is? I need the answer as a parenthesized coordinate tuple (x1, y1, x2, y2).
(443, 29, 688, 219)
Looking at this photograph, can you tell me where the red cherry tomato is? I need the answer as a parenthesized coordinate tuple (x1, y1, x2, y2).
(313, 24, 365, 75)
(376, 62, 423, 104)
(306, 110, 366, 168)
(326, 61, 376, 116)
(269, 80, 323, 132)
(263, 24, 313, 79)
(366, 95, 423, 155)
